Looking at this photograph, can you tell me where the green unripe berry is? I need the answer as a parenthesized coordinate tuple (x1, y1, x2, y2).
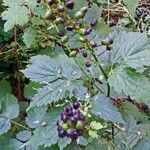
(61, 35, 69, 43)
(80, 7, 88, 15)
(79, 36, 85, 42)
(74, 11, 84, 19)
(69, 50, 77, 57)
(78, 28, 86, 35)
(44, 10, 51, 19)
(84, 107, 88, 112)
(76, 120, 84, 130)
(62, 123, 69, 131)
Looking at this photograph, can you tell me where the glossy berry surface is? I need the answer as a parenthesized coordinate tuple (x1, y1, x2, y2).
(66, 0, 74, 9)
(66, 25, 74, 31)
(90, 18, 98, 27)
(73, 102, 80, 109)
(58, 29, 65, 37)
(82, 51, 88, 58)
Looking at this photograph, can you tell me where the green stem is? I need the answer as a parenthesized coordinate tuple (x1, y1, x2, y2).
(84, 39, 110, 96)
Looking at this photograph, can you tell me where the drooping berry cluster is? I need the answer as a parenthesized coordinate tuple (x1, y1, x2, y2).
(57, 102, 86, 140)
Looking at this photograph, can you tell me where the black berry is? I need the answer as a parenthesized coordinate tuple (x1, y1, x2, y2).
(84, 28, 92, 36)
(36, 0, 41, 3)
(90, 18, 98, 27)
(58, 29, 65, 37)
(66, 25, 74, 31)
(86, 61, 92, 68)
(101, 37, 113, 45)
(82, 51, 88, 58)
(57, 5, 65, 12)
(58, 129, 67, 138)
(73, 102, 80, 109)
(66, 0, 74, 9)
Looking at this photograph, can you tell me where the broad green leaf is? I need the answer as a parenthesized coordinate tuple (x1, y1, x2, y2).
(91, 95, 125, 124)
(108, 67, 150, 106)
(111, 32, 150, 72)
(115, 117, 142, 150)
(0, 94, 19, 135)
(16, 130, 32, 142)
(64, 142, 82, 150)
(23, 26, 37, 48)
(2, 0, 29, 32)
(0, 139, 23, 150)
(23, 107, 62, 148)
(58, 137, 71, 150)
(22, 55, 82, 108)
(84, 4, 102, 23)
(26, 106, 47, 128)
(22, 55, 60, 83)
(134, 137, 150, 150)
(0, 80, 11, 99)
(24, 82, 41, 100)
(123, 0, 138, 16)
(85, 138, 111, 150)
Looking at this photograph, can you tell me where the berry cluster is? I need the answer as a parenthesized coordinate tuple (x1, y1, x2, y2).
(57, 102, 86, 140)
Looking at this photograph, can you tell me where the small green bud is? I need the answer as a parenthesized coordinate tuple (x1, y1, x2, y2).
(69, 50, 77, 57)
(44, 10, 51, 19)
(76, 120, 84, 130)
(74, 11, 84, 19)
(62, 123, 69, 131)
(78, 28, 86, 35)
(61, 35, 69, 43)
(80, 7, 88, 15)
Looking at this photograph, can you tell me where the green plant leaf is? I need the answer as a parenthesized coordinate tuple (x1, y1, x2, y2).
(22, 107, 62, 148)
(58, 137, 71, 150)
(123, 0, 138, 16)
(1, 0, 29, 32)
(134, 137, 150, 150)
(22, 55, 82, 108)
(111, 32, 150, 72)
(108, 67, 150, 106)
(23, 26, 37, 48)
(0, 138, 23, 150)
(26, 106, 47, 128)
(115, 117, 142, 150)
(16, 130, 32, 142)
(91, 95, 125, 124)
(0, 94, 19, 135)
(0, 80, 11, 99)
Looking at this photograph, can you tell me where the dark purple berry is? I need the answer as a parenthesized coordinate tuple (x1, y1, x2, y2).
(65, 105, 73, 113)
(90, 18, 98, 27)
(73, 102, 80, 109)
(82, 51, 88, 58)
(68, 110, 73, 116)
(36, 0, 41, 3)
(58, 29, 65, 37)
(48, 0, 57, 5)
(66, 25, 74, 31)
(85, 28, 92, 36)
(90, 41, 97, 48)
(86, 61, 92, 68)
(49, 13, 56, 21)
(61, 113, 68, 122)
(66, 0, 74, 9)
(58, 129, 67, 138)
(74, 114, 80, 120)
(101, 37, 113, 45)
(60, 18, 66, 23)
(73, 109, 80, 115)
(79, 114, 85, 121)
(67, 130, 74, 138)
(57, 5, 65, 12)
(69, 116, 77, 123)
